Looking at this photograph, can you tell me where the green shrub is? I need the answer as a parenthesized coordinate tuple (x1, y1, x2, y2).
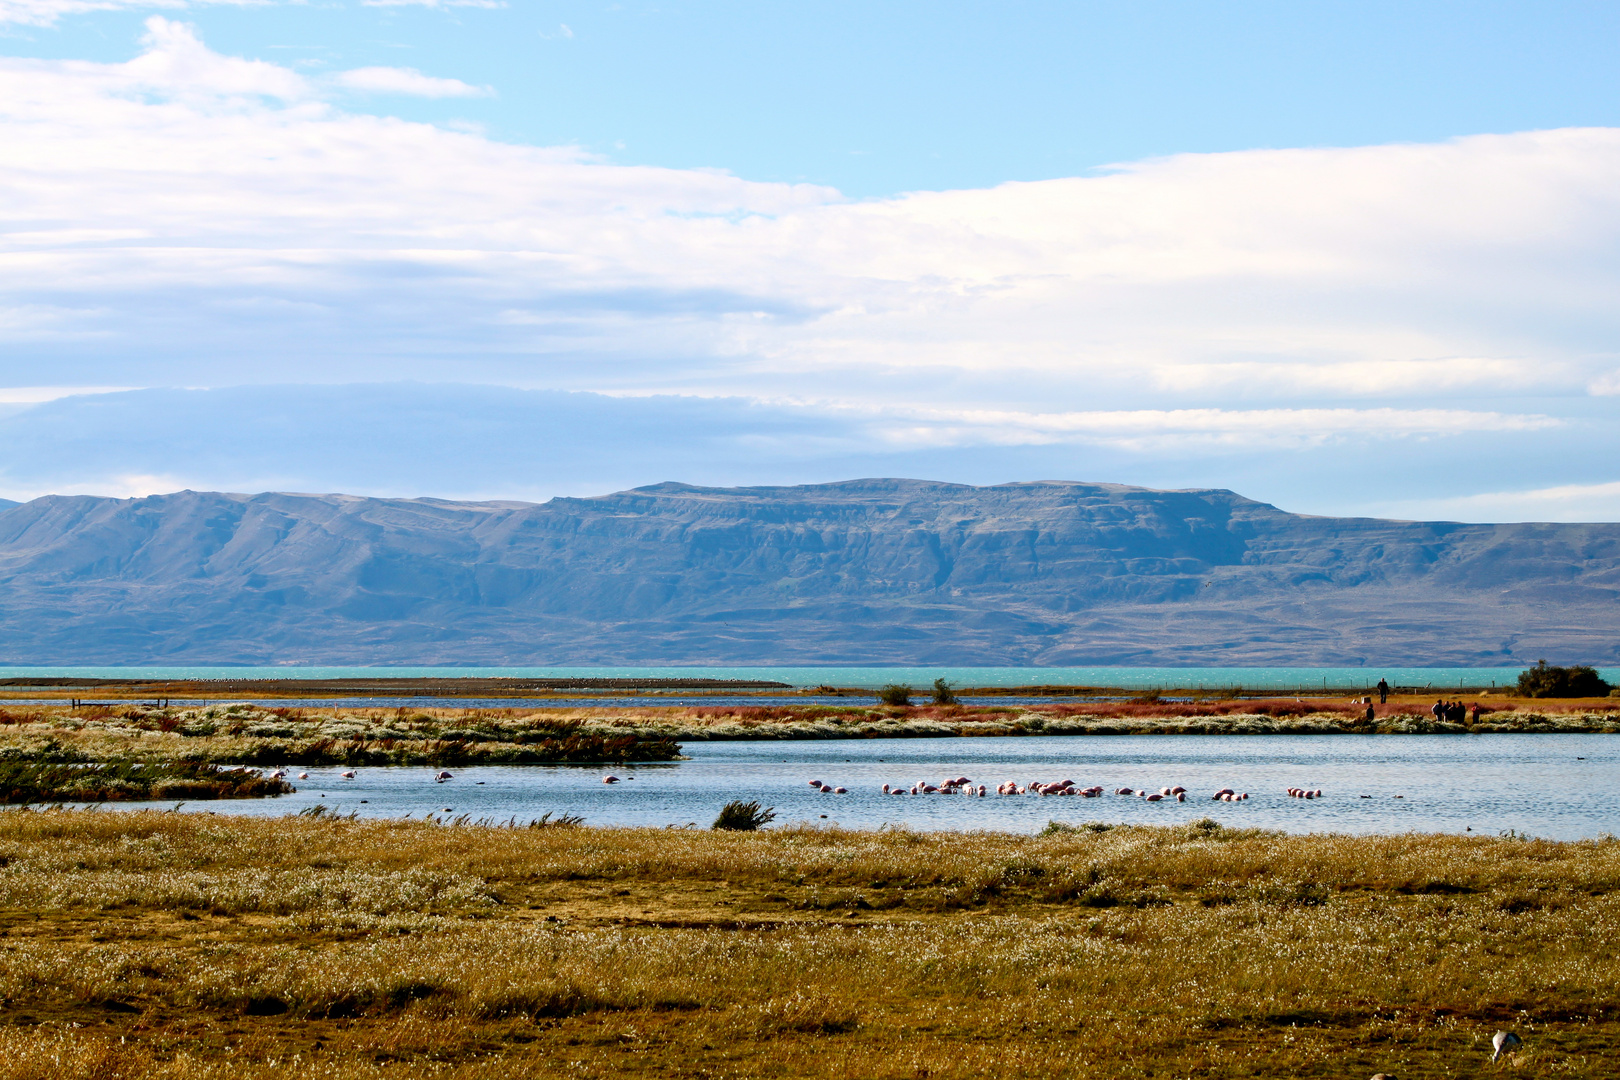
(877, 684, 913, 707)
(1517, 660, 1613, 698)
(712, 800, 776, 831)
(930, 678, 958, 705)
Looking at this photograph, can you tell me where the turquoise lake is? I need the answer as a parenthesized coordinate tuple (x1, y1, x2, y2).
(0, 664, 1596, 690)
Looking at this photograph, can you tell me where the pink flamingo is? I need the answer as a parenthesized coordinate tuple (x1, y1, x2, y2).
(602, 775, 620, 784)
(435, 770, 452, 782)
(340, 770, 356, 779)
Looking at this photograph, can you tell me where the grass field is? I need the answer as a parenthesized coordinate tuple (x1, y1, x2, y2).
(0, 809, 1614, 1078)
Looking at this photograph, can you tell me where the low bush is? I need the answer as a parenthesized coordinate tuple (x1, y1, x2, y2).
(877, 684, 913, 707)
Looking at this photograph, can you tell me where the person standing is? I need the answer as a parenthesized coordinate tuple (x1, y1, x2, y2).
(1377, 678, 1390, 704)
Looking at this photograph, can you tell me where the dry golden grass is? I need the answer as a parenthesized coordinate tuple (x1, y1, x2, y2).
(0, 810, 1613, 1078)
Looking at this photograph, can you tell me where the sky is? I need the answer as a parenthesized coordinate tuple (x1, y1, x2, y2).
(0, 1, 1618, 520)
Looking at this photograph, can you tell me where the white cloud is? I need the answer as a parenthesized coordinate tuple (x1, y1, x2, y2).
(0, 386, 135, 403)
(0, 0, 499, 21)
(1152, 357, 1551, 398)
(0, 0, 240, 28)
(854, 406, 1559, 452)
(1374, 480, 1620, 524)
(119, 16, 309, 100)
(0, 20, 1616, 498)
(332, 66, 491, 98)
(1590, 368, 1620, 396)
(361, 0, 503, 8)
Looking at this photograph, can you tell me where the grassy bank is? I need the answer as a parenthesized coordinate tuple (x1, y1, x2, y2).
(0, 700, 1613, 771)
(0, 811, 1613, 1078)
(0, 761, 293, 804)
(0, 705, 682, 767)
(626, 697, 1620, 739)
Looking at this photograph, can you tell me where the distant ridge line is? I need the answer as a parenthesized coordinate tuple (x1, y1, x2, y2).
(0, 479, 1616, 665)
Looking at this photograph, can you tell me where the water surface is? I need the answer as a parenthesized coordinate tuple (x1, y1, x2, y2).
(124, 733, 1620, 841)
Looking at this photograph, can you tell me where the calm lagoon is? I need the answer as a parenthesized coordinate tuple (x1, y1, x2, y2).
(122, 733, 1620, 841)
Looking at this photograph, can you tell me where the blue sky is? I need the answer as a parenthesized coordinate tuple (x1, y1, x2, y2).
(13, 1, 1620, 196)
(1, 1, 1618, 519)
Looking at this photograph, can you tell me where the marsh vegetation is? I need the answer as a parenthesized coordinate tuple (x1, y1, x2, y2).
(0, 704, 681, 770)
(0, 810, 1614, 1077)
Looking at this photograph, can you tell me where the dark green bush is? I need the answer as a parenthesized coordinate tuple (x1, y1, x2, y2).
(712, 800, 776, 831)
(877, 684, 913, 707)
(1517, 660, 1613, 698)
(931, 678, 958, 705)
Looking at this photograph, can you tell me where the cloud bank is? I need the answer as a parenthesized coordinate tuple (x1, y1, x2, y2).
(0, 21, 1616, 518)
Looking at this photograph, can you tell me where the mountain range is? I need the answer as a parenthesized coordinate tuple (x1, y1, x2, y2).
(0, 479, 1615, 666)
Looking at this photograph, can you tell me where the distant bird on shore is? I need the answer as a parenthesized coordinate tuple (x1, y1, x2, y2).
(339, 770, 356, 779)
(1492, 1030, 1521, 1061)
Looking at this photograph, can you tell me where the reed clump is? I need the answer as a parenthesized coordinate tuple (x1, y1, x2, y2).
(0, 810, 1613, 1077)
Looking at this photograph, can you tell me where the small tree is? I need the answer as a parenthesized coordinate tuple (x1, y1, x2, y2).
(1517, 660, 1613, 698)
(712, 800, 776, 831)
(877, 683, 913, 707)
(931, 678, 958, 705)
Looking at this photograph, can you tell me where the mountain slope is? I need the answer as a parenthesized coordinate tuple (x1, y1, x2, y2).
(0, 479, 1615, 665)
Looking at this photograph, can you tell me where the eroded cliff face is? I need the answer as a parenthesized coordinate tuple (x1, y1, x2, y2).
(0, 479, 1616, 665)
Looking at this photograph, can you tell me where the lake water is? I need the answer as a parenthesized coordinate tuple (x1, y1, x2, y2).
(0, 664, 1590, 690)
(117, 733, 1620, 841)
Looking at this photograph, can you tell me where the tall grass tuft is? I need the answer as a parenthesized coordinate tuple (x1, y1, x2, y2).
(712, 799, 776, 831)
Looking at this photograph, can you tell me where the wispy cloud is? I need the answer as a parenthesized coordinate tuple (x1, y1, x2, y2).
(0, 0, 249, 28)
(0, 0, 502, 23)
(360, 0, 503, 8)
(332, 65, 490, 98)
(855, 406, 1560, 451)
(0, 386, 136, 403)
(1373, 480, 1620, 524)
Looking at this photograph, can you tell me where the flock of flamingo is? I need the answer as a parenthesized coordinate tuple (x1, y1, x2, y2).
(274, 769, 1325, 805)
(793, 777, 1295, 801)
